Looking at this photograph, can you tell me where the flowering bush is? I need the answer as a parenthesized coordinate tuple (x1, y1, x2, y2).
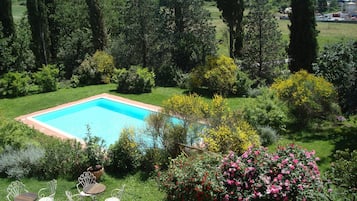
(271, 70, 338, 125)
(156, 152, 224, 201)
(220, 145, 323, 201)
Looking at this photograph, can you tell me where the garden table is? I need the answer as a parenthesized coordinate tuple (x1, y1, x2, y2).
(14, 192, 38, 201)
(84, 183, 106, 195)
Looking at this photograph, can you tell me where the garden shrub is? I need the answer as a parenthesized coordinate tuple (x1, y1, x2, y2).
(256, 126, 278, 146)
(0, 117, 39, 150)
(243, 88, 290, 132)
(106, 128, 142, 175)
(116, 66, 155, 94)
(0, 71, 31, 97)
(140, 148, 169, 175)
(35, 139, 88, 180)
(0, 145, 45, 179)
(189, 55, 238, 96)
(271, 70, 339, 125)
(73, 50, 115, 85)
(203, 95, 260, 154)
(33, 64, 59, 92)
(324, 149, 357, 199)
(220, 145, 323, 200)
(204, 122, 260, 154)
(233, 69, 253, 97)
(156, 152, 224, 201)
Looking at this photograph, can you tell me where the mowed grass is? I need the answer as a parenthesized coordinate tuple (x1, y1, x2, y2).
(11, 0, 26, 21)
(0, 173, 164, 201)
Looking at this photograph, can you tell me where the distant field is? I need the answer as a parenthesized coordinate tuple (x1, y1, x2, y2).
(278, 20, 357, 49)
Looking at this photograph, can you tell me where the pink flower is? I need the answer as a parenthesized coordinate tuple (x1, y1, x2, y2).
(277, 174, 283, 181)
(227, 179, 234, 185)
(293, 159, 299, 164)
(242, 152, 248, 158)
(267, 185, 282, 194)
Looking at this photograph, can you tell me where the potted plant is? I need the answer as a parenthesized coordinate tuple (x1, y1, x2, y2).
(84, 125, 107, 180)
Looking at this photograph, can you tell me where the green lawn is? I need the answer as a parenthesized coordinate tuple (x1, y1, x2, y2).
(0, 173, 164, 201)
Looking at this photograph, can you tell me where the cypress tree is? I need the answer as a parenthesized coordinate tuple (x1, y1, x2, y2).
(0, 0, 15, 37)
(216, 0, 244, 59)
(85, 0, 107, 51)
(288, 0, 318, 73)
(27, 0, 51, 68)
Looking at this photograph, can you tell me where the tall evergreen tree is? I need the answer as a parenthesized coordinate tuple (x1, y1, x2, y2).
(85, 0, 107, 51)
(242, 0, 285, 85)
(288, 0, 318, 73)
(0, 0, 15, 37)
(215, 0, 244, 59)
(27, 0, 51, 68)
(162, 0, 216, 72)
(45, 0, 60, 62)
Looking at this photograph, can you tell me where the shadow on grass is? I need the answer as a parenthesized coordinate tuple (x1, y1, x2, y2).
(283, 122, 357, 162)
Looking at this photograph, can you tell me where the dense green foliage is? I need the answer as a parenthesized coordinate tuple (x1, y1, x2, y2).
(314, 41, 357, 114)
(0, 71, 30, 97)
(288, 0, 318, 73)
(72, 51, 115, 86)
(33, 64, 59, 92)
(26, 0, 51, 68)
(85, 0, 107, 51)
(243, 88, 290, 132)
(116, 66, 155, 94)
(0, 0, 15, 37)
(325, 149, 357, 199)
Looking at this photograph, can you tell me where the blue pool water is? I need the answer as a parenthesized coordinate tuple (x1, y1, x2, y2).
(33, 98, 157, 146)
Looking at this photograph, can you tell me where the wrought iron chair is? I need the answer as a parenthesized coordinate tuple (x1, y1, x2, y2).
(65, 191, 82, 201)
(38, 179, 57, 201)
(76, 171, 97, 200)
(6, 180, 29, 201)
(104, 184, 126, 201)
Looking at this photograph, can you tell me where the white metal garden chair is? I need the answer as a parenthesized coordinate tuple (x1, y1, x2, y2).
(38, 179, 57, 201)
(6, 180, 29, 201)
(65, 191, 82, 201)
(104, 184, 125, 201)
(76, 171, 97, 200)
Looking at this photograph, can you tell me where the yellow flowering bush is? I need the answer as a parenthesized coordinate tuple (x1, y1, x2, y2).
(189, 55, 238, 95)
(204, 121, 260, 154)
(271, 70, 338, 123)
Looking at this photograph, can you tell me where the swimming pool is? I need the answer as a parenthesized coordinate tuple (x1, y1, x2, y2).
(18, 94, 162, 147)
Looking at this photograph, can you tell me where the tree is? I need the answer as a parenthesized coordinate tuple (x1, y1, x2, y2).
(313, 41, 357, 114)
(45, 0, 60, 62)
(317, 0, 328, 13)
(242, 0, 285, 85)
(0, 0, 15, 37)
(215, 0, 244, 59)
(27, 0, 51, 68)
(161, 0, 216, 72)
(113, 0, 160, 68)
(288, 0, 318, 73)
(85, 0, 107, 51)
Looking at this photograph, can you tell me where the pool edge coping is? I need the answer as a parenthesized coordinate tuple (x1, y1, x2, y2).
(15, 93, 162, 141)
